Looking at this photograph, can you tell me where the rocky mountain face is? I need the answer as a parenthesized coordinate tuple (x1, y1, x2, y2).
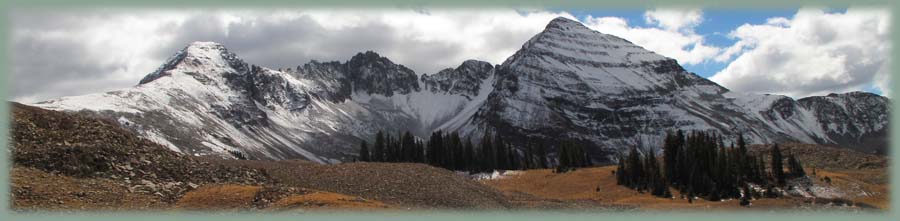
(35, 42, 493, 163)
(421, 60, 495, 98)
(33, 17, 889, 164)
(798, 92, 890, 154)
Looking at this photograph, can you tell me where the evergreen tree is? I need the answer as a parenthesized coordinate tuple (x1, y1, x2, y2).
(758, 156, 768, 183)
(556, 144, 569, 173)
(509, 147, 520, 170)
(373, 131, 385, 162)
(787, 153, 806, 177)
(617, 131, 783, 201)
(450, 132, 464, 170)
(537, 142, 548, 169)
(401, 131, 416, 162)
(616, 154, 627, 185)
(646, 149, 667, 197)
(428, 131, 445, 166)
(416, 139, 425, 163)
(359, 140, 370, 162)
(523, 143, 534, 169)
(495, 133, 508, 170)
(771, 144, 785, 186)
(385, 133, 397, 162)
(736, 134, 749, 182)
(625, 146, 643, 188)
(480, 132, 495, 172)
(464, 137, 475, 172)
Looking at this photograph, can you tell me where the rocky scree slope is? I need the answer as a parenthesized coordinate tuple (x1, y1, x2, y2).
(10, 102, 271, 203)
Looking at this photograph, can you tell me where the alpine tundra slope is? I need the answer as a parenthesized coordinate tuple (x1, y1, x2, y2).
(34, 17, 889, 163)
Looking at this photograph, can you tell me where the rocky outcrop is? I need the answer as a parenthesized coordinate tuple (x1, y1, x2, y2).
(422, 60, 495, 98)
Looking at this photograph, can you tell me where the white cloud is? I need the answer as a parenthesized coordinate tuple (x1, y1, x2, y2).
(582, 8, 721, 65)
(644, 8, 703, 32)
(709, 8, 891, 98)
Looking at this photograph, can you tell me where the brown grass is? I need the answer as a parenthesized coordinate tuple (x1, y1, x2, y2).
(268, 192, 392, 211)
(810, 169, 889, 209)
(175, 185, 263, 210)
(483, 165, 888, 210)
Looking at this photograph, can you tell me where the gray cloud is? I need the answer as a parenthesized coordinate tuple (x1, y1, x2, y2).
(10, 9, 570, 102)
(10, 12, 140, 102)
(159, 12, 466, 74)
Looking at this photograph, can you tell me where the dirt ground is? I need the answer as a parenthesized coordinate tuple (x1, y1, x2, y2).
(11, 167, 167, 211)
(215, 160, 514, 209)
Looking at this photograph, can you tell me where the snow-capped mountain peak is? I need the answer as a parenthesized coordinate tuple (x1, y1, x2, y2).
(138, 41, 248, 85)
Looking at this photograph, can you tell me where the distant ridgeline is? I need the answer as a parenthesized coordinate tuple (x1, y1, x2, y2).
(358, 130, 591, 173)
(615, 131, 806, 204)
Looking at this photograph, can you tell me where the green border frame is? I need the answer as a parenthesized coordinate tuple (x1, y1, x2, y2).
(0, 0, 896, 220)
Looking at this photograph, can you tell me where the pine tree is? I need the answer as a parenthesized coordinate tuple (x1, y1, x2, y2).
(736, 134, 749, 182)
(416, 139, 425, 163)
(787, 153, 806, 177)
(663, 131, 681, 185)
(480, 132, 495, 172)
(758, 156, 768, 184)
(556, 143, 571, 173)
(625, 146, 643, 188)
(509, 147, 520, 170)
(359, 140, 370, 162)
(495, 133, 508, 170)
(385, 133, 396, 162)
(616, 154, 627, 185)
(373, 131, 385, 162)
(647, 149, 667, 197)
(537, 142, 548, 169)
(523, 143, 534, 169)
(464, 137, 475, 172)
(771, 144, 785, 186)
(428, 131, 445, 167)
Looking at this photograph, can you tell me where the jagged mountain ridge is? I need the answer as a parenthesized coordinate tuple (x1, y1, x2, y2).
(33, 17, 889, 163)
(35, 42, 494, 163)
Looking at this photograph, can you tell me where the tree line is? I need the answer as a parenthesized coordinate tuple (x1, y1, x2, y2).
(616, 131, 806, 202)
(358, 130, 592, 173)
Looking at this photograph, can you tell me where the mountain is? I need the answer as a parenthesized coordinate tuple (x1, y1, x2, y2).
(445, 17, 889, 161)
(32, 17, 889, 163)
(35, 42, 494, 163)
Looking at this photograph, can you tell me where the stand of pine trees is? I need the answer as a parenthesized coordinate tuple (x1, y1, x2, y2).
(358, 130, 591, 173)
(616, 131, 805, 201)
(555, 141, 592, 173)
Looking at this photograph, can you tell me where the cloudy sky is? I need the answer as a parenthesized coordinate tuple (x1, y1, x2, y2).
(9, 7, 891, 103)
